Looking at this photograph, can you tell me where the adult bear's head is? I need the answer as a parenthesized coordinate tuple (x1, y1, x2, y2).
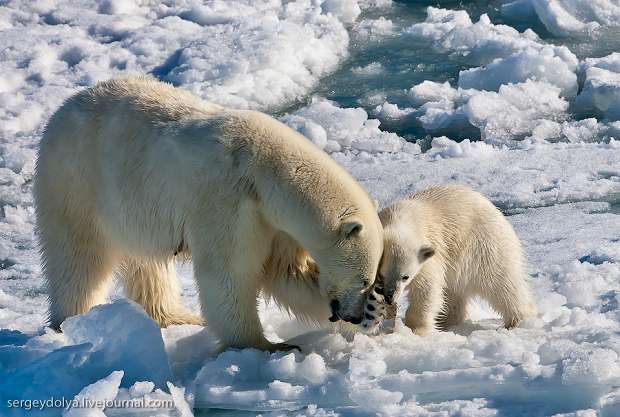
(312, 210, 384, 325)
(235, 110, 384, 325)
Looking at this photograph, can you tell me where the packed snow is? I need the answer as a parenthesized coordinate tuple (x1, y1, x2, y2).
(1, 1, 619, 416)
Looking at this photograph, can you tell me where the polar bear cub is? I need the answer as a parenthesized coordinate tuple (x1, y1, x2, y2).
(361, 185, 537, 335)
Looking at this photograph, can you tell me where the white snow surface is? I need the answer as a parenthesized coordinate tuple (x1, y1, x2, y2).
(1, 1, 620, 417)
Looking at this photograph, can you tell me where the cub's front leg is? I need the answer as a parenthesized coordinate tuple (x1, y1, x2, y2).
(404, 261, 446, 336)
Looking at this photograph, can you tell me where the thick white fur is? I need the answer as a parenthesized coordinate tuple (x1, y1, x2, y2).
(260, 232, 330, 323)
(34, 76, 383, 350)
(378, 185, 537, 335)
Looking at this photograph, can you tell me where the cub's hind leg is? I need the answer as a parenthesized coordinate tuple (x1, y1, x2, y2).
(120, 258, 203, 327)
(473, 250, 537, 329)
(480, 273, 537, 329)
(437, 286, 469, 330)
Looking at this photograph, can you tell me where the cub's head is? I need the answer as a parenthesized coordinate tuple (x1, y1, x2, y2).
(312, 210, 383, 325)
(379, 226, 435, 305)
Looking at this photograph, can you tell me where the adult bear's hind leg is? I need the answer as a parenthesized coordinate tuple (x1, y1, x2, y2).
(120, 258, 203, 327)
(40, 220, 117, 330)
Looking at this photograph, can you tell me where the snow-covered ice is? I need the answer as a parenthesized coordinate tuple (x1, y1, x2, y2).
(501, 0, 620, 37)
(1, 1, 619, 416)
(576, 53, 620, 121)
(281, 97, 417, 153)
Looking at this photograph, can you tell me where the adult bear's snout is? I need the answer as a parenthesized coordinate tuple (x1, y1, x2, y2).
(330, 298, 363, 324)
(329, 299, 341, 322)
(343, 315, 363, 325)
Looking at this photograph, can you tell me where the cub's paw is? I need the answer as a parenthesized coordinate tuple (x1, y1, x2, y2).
(360, 286, 389, 333)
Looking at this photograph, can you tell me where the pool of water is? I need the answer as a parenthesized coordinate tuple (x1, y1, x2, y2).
(301, 0, 620, 143)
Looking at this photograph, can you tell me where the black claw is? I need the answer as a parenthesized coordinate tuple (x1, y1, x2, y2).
(369, 294, 376, 301)
(365, 313, 374, 320)
(367, 304, 375, 311)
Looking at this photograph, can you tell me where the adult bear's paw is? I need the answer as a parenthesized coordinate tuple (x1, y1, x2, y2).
(261, 341, 302, 353)
(154, 309, 204, 328)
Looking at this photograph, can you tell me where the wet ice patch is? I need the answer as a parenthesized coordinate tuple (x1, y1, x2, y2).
(282, 97, 419, 154)
(575, 53, 620, 121)
(502, 0, 620, 37)
(351, 62, 384, 76)
(458, 47, 578, 96)
(352, 16, 395, 42)
(406, 80, 569, 144)
(405, 7, 577, 67)
(388, 6, 588, 143)
(427, 136, 498, 159)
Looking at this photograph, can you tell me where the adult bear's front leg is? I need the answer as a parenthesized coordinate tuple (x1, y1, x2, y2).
(193, 254, 270, 350)
(189, 207, 292, 351)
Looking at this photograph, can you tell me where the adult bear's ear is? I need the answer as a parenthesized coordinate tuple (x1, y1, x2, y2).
(418, 244, 435, 263)
(372, 199, 379, 211)
(342, 220, 363, 238)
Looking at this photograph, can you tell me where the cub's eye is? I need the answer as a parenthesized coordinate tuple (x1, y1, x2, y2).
(401, 275, 410, 281)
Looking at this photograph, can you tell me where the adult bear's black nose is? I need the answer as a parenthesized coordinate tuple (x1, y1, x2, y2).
(329, 299, 341, 322)
(344, 315, 363, 325)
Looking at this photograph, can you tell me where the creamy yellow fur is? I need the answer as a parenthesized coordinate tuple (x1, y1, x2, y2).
(34, 76, 383, 350)
(378, 185, 537, 335)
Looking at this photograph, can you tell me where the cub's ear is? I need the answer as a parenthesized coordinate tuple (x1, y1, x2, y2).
(372, 199, 379, 211)
(418, 244, 435, 263)
(341, 220, 363, 238)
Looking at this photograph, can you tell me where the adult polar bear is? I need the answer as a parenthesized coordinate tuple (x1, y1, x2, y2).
(34, 76, 383, 351)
